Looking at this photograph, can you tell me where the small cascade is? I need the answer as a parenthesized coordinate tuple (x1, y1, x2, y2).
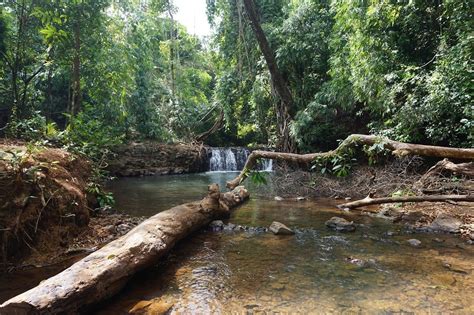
(259, 158, 273, 171)
(209, 148, 248, 171)
(208, 147, 272, 172)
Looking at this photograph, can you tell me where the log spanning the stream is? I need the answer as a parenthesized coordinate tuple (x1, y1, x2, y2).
(226, 134, 474, 189)
(0, 184, 249, 314)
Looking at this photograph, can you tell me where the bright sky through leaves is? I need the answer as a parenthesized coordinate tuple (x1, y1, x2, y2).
(174, 0, 212, 37)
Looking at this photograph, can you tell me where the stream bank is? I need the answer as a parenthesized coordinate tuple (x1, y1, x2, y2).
(0, 143, 92, 266)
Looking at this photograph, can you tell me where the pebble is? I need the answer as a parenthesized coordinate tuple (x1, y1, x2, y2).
(407, 239, 422, 247)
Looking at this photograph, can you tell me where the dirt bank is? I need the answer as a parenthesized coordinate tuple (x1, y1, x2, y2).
(107, 142, 208, 177)
(0, 143, 92, 266)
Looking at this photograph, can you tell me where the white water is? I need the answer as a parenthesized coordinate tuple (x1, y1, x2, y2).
(208, 148, 272, 172)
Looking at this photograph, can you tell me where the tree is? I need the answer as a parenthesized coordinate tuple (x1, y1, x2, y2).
(242, 0, 294, 152)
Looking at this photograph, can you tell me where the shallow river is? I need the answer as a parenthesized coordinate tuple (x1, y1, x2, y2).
(100, 172, 474, 314)
(1, 172, 473, 314)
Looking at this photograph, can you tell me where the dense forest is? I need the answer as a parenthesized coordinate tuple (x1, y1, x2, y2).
(0, 0, 471, 157)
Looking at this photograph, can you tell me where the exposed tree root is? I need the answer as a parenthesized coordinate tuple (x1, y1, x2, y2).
(226, 134, 474, 189)
(338, 194, 474, 210)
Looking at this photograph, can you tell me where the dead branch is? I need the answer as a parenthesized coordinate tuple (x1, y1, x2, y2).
(226, 134, 474, 189)
(195, 109, 225, 142)
(338, 194, 474, 210)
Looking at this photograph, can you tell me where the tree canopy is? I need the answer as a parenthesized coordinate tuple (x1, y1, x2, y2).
(0, 0, 472, 153)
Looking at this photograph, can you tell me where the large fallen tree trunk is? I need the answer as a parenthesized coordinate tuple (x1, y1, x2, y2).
(227, 134, 474, 189)
(0, 184, 249, 314)
(338, 194, 474, 210)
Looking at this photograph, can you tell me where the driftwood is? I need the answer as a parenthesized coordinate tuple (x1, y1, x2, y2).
(0, 184, 249, 314)
(417, 158, 474, 182)
(338, 194, 474, 210)
(226, 134, 474, 189)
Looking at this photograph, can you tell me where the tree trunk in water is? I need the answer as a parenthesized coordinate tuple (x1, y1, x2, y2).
(242, 0, 295, 152)
(226, 134, 474, 189)
(338, 194, 474, 210)
(0, 185, 249, 314)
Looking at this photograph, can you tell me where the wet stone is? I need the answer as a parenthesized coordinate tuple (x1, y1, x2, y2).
(407, 239, 422, 247)
(269, 221, 295, 235)
(430, 214, 462, 233)
(209, 220, 224, 231)
(325, 217, 356, 232)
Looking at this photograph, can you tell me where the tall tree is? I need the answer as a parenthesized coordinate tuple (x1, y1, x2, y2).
(242, 0, 295, 152)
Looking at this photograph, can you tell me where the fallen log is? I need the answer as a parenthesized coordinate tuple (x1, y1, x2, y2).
(0, 184, 249, 314)
(338, 194, 474, 210)
(226, 134, 474, 189)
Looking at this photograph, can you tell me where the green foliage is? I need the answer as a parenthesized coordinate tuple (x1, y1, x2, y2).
(86, 182, 115, 208)
(312, 151, 356, 178)
(1, 0, 472, 158)
(242, 163, 268, 186)
(363, 138, 390, 165)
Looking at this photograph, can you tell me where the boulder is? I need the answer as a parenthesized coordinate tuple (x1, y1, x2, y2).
(325, 217, 356, 232)
(430, 214, 462, 233)
(269, 221, 295, 235)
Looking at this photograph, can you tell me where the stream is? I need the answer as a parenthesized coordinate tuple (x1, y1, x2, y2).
(1, 172, 473, 313)
(101, 172, 474, 313)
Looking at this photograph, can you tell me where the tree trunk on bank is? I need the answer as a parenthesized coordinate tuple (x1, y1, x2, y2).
(338, 194, 474, 210)
(242, 0, 295, 152)
(226, 134, 474, 189)
(0, 185, 249, 314)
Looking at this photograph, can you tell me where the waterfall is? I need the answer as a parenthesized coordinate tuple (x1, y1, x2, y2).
(208, 147, 272, 172)
(259, 158, 273, 171)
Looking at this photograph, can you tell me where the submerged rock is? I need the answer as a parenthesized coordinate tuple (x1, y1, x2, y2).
(430, 214, 462, 233)
(269, 221, 295, 235)
(325, 217, 356, 232)
(407, 239, 422, 247)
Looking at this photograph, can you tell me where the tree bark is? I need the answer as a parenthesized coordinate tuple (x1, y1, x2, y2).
(70, 19, 82, 116)
(242, 0, 295, 152)
(418, 158, 474, 179)
(338, 194, 474, 210)
(0, 185, 249, 314)
(226, 134, 474, 189)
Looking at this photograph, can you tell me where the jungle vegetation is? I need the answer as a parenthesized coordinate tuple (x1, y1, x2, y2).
(0, 0, 472, 157)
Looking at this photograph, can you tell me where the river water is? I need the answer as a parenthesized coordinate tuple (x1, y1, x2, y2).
(100, 172, 474, 314)
(1, 172, 473, 313)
